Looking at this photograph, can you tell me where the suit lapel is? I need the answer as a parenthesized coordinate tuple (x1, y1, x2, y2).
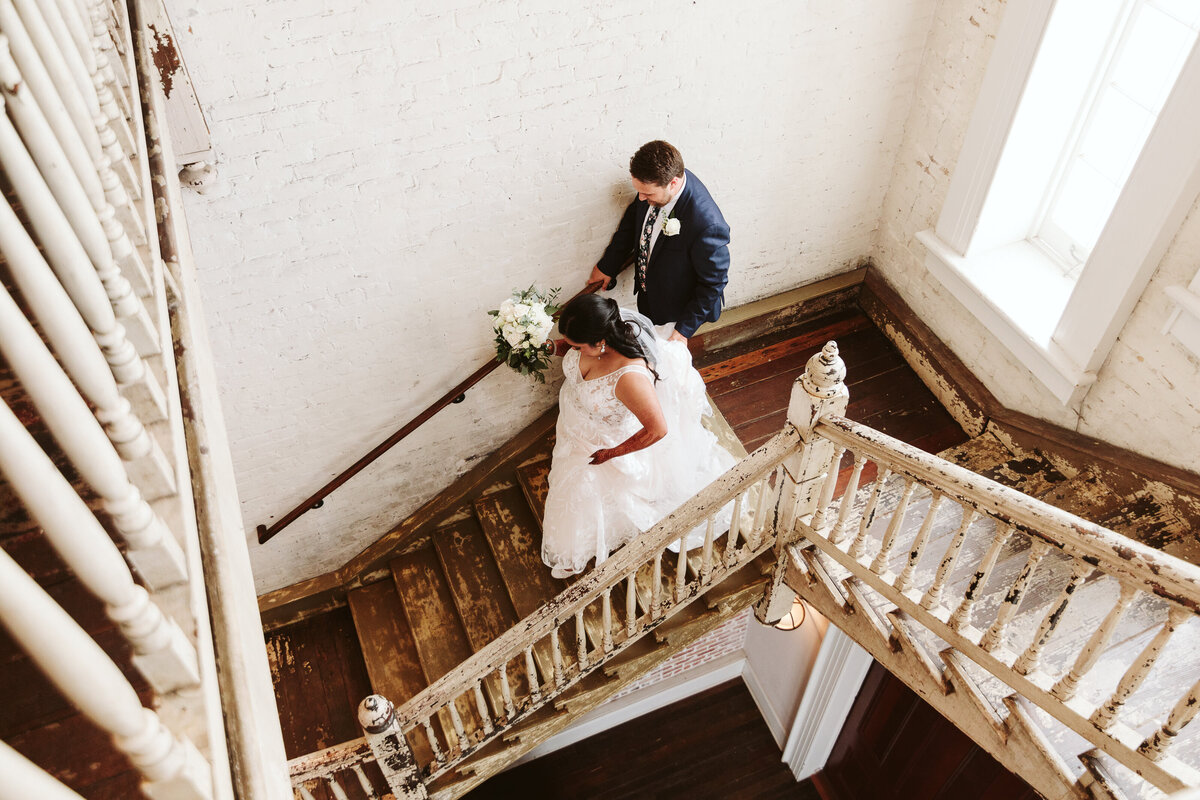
(647, 174, 692, 269)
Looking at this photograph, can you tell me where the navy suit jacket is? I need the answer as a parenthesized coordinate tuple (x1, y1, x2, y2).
(595, 170, 730, 339)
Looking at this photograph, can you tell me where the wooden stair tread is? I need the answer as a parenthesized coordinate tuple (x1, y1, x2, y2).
(475, 488, 565, 618)
(345, 582, 439, 768)
(390, 546, 499, 748)
(346, 581, 427, 705)
(390, 547, 475, 681)
(432, 518, 520, 650)
(515, 459, 550, 525)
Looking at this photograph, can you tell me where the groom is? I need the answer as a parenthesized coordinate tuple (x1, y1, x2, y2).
(587, 140, 730, 344)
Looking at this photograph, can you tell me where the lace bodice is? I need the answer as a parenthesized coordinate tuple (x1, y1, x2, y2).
(558, 350, 654, 446)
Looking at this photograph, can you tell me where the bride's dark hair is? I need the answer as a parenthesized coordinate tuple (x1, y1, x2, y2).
(558, 295, 659, 381)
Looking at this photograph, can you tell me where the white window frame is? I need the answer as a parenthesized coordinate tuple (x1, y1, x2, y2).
(917, 0, 1200, 407)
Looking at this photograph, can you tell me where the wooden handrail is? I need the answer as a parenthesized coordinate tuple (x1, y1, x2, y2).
(256, 282, 605, 543)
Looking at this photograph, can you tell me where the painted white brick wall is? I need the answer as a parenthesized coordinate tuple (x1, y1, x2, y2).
(167, 0, 939, 593)
(871, 0, 1200, 472)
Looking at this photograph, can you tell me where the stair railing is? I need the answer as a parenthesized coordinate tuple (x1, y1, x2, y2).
(792, 412, 1200, 795)
(286, 342, 858, 797)
(0, 0, 289, 796)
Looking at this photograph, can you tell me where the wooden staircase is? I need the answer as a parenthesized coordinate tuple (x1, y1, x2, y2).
(280, 402, 775, 800)
(790, 422, 1200, 800)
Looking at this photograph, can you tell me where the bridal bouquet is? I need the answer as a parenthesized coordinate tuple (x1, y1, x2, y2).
(489, 285, 560, 382)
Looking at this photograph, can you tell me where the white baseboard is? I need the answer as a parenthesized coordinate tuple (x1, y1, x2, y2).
(509, 652, 747, 768)
(741, 657, 789, 748)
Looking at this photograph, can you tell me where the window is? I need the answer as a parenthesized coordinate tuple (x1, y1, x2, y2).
(918, 0, 1200, 405)
(1035, 0, 1200, 274)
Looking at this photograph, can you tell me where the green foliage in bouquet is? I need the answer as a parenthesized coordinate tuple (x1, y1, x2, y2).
(488, 285, 561, 383)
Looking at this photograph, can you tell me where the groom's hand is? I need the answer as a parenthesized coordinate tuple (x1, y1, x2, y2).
(589, 448, 613, 465)
(668, 330, 688, 344)
(586, 265, 613, 292)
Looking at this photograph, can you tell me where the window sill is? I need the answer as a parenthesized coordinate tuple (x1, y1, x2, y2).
(916, 229, 1097, 406)
(1163, 285, 1200, 361)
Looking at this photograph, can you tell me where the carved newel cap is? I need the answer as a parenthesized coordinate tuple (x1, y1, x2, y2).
(358, 694, 396, 734)
(801, 341, 846, 399)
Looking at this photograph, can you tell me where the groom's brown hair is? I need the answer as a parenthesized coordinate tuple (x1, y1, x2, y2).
(630, 141, 685, 187)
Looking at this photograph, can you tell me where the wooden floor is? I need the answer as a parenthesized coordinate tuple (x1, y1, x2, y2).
(468, 679, 821, 799)
(697, 306, 965, 456)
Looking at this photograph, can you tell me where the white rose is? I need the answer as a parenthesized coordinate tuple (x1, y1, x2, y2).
(504, 327, 526, 348)
(512, 303, 531, 320)
(529, 329, 548, 347)
(499, 299, 515, 317)
(663, 217, 681, 236)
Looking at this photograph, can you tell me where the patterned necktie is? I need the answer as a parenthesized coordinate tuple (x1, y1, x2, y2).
(636, 205, 661, 294)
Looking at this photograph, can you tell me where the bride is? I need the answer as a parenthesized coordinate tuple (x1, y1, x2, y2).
(541, 294, 736, 579)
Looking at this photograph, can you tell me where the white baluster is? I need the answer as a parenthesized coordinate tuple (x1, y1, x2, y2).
(575, 610, 588, 669)
(351, 764, 375, 799)
(297, 786, 317, 800)
(1, 238, 168, 482)
(651, 551, 663, 614)
(808, 445, 846, 532)
(1140, 675, 1200, 760)
(700, 516, 716, 583)
(9, 0, 93, 148)
(1052, 584, 1139, 701)
(0, 39, 148, 298)
(949, 523, 1013, 631)
(829, 453, 866, 545)
(550, 626, 564, 688)
(723, 493, 745, 568)
(849, 468, 891, 559)
(1013, 560, 1092, 675)
(0, 740, 87, 800)
(0, 187, 164, 432)
(625, 573, 638, 636)
(420, 716, 444, 767)
(672, 534, 691, 604)
(981, 540, 1050, 651)
(0, 98, 158, 355)
(749, 470, 774, 549)
(0, 550, 212, 799)
(472, 681, 493, 735)
(1091, 607, 1190, 731)
(326, 776, 349, 800)
(896, 492, 944, 593)
(602, 588, 614, 652)
(498, 663, 514, 721)
(524, 645, 540, 703)
(88, 0, 136, 138)
(446, 703, 466, 750)
(919, 508, 980, 612)
(0, 292, 184, 585)
(0, 399, 197, 690)
(869, 479, 917, 575)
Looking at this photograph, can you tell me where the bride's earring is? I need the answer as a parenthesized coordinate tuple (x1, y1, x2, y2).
(599, 341, 606, 357)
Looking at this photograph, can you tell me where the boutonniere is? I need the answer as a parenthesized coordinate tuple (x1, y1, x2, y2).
(662, 216, 681, 237)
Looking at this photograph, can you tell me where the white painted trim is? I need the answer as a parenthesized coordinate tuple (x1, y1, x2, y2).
(781, 626, 874, 781)
(1053, 38, 1200, 375)
(917, 229, 1095, 406)
(935, 0, 1056, 253)
(508, 652, 747, 768)
(742, 655, 789, 749)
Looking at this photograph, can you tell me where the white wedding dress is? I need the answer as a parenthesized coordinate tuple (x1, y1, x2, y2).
(541, 321, 737, 575)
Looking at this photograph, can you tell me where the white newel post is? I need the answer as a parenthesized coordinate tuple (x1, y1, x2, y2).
(755, 342, 849, 625)
(357, 695, 428, 799)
